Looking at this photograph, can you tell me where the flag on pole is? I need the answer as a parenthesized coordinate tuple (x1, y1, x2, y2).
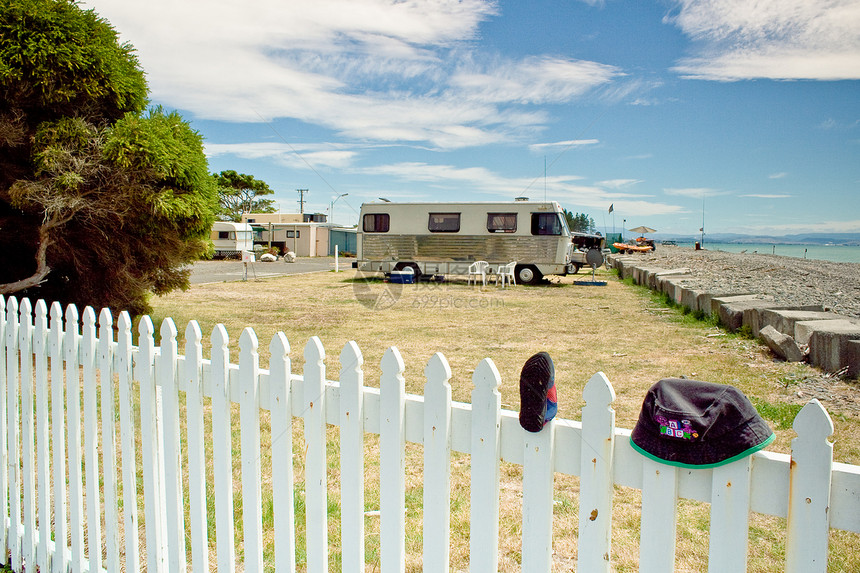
(608, 203, 614, 214)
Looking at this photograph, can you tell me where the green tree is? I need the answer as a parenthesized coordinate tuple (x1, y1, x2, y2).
(564, 209, 596, 233)
(0, 0, 217, 316)
(215, 169, 276, 221)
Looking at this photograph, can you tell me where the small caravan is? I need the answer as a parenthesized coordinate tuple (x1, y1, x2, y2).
(356, 200, 589, 284)
(210, 221, 254, 258)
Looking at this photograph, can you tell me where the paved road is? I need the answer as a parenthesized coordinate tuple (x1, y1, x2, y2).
(189, 257, 355, 284)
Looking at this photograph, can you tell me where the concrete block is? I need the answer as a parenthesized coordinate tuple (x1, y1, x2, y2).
(680, 287, 706, 312)
(759, 308, 838, 337)
(746, 306, 825, 338)
(847, 340, 860, 378)
(759, 325, 805, 362)
(718, 299, 775, 332)
(795, 319, 860, 345)
(709, 294, 761, 321)
(806, 322, 860, 373)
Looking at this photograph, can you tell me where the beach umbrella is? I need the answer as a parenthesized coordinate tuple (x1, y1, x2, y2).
(628, 225, 657, 234)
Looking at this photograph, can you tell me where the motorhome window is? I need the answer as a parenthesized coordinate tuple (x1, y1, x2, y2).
(531, 213, 564, 235)
(429, 213, 460, 232)
(363, 213, 390, 232)
(487, 213, 517, 233)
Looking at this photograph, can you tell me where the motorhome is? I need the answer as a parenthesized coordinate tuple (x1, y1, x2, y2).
(356, 200, 591, 284)
(210, 221, 254, 258)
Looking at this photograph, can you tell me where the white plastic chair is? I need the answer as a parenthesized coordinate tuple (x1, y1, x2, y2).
(496, 261, 517, 288)
(467, 261, 490, 287)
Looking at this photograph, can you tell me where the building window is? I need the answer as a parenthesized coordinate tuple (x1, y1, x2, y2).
(428, 212, 460, 232)
(487, 213, 517, 233)
(531, 213, 564, 235)
(218, 231, 230, 239)
(363, 213, 390, 233)
(286, 230, 301, 238)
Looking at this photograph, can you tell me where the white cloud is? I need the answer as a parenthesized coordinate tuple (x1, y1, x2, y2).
(739, 193, 793, 199)
(528, 139, 600, 153)
(663, 187, 724, 198)
(87, 0, 622, 149)
(205, 142, 359, 169)
(667, 0, 860, 80)
(768, 172, 788, 179)
(597, 179, 642, 189)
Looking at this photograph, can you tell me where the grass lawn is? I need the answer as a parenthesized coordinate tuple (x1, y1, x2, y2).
(143, 265, 859, 571)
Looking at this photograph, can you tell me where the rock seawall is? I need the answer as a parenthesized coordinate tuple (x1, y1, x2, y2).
(609, 246, 860, 377)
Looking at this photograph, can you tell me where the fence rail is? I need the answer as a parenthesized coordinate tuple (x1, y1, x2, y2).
(2, 295, 859, 572)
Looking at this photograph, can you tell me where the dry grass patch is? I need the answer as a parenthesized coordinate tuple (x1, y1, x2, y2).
(145, 266, 860, 571)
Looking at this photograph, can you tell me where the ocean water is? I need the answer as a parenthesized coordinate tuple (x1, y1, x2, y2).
(666, 242, 860, 264)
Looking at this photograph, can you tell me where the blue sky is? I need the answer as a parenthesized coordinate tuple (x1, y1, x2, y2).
(87, 0, 859, 236)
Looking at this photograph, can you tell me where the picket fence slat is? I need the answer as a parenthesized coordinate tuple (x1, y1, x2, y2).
(0, 296, 7, 567)
(64, 304, 85, 573)
(99, 308, 121, 572)
(639, 459, 679, 573)
(6, 298, 20, 570)
(270, 333, 296, 573)
(469, 358, 502, 573)
(1, 297, 859, 573)
(339, 341, 365, 573)
(521, 421, 555, 571)
(82, 308, 104, 573)
(210, 324, 236, 572)
(116, 311, 141, 573)
(380, 347, 407, 573)
(422, 353, 452, 573)
(303, 336, 328, 573)
(159, 319, 187, 573)
(578, 372, 616, 573)
(49, 302, 68, 573)
(185, 321, 209, 573)
(19, 300, 35, 570)
(33, 301, 49, 572)
(240, 328, 265, 573)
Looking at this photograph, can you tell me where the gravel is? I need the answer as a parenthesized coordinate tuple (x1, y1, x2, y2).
(624, 245, 860, 320)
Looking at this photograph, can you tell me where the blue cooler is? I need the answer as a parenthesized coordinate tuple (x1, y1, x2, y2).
(389, 269, 414, 284)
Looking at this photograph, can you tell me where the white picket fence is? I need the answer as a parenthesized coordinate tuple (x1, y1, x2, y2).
(2, 295, 860, 573)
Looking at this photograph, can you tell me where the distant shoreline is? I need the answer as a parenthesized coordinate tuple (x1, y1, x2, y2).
(653, 242, 860, 264)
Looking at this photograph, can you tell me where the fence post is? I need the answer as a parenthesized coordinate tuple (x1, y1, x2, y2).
(210, 324, 236, 571)
(116, 311, 140, 573)
(158, 318, 187, 573)
(270, 332, 296, 573)
(304, 336, 328, 573)
(137, 316, 164, 573)
(639, 459, 679, 573)
(82, 308, 104, 573)
(34, 301, 50, 572)
(423, 352, 453, 573)
(50, 302, 69, 573)
(19, 299, 36, 570)
(340, 340, 365, 572)
(522, 418, 555, 571)
(65, 304, 85, 573)
(240, 328, 264, 573)
(469, 358, 502, 573)
(99, 308, 120, 572)
(185, 321, 209, 573)
(786, 399, 834, 573)
(578, 372, 616, 572)
(5, 297, 19, 570)
(0, 296, 6, 567)
(708, 457, 753, 571)
(380, 346, 406, 573)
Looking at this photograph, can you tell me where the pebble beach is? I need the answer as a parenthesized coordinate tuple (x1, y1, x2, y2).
(628, 245, 860, 320)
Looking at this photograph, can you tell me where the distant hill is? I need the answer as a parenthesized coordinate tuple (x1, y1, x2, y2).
(655, 233, 860, 246)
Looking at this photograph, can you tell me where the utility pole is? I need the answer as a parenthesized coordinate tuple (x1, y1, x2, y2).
(297, 188, 308, 214)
